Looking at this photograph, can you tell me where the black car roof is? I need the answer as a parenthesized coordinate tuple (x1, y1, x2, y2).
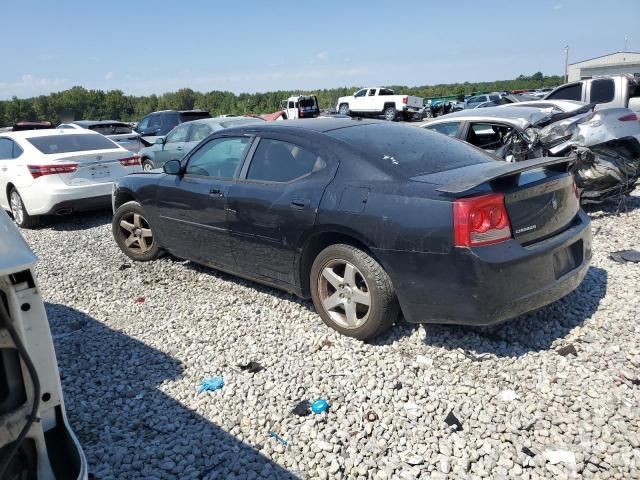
(225, 117, 381, 134)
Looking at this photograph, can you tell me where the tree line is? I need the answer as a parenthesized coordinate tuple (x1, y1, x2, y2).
(0, 72, 563, 127)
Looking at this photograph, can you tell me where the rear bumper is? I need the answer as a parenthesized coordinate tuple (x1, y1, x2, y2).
(21, 182, 113, 216)
(373, 210, 592, 325)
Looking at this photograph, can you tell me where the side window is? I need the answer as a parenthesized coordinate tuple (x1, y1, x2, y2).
(590, 79, 615, 104)
(12, 142, 23, 158)
(137, 116, 150, 130)
(425, 122, 461, 137)
(149, 115, 162, 129)
(246, 139, 326, 183)
(547, 83, 583, 101)
(467, 123, 513, 149)
(368, 89, 377, 96)
(354, 89, 367, 98)
(0, 138, 13, 159)
(467, 96, 479, 103)
(185, 137, 250, 178)
(489, 95, 499, 101)
(189, 124, 212, 142)
(288, 101, 294, 108)
(165, 124, 190, 143)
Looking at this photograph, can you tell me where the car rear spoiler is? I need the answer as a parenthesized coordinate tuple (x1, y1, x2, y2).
(437, 156, 575, 194)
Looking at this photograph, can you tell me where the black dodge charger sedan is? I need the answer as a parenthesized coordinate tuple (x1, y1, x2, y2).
(111, 118, 591, 339)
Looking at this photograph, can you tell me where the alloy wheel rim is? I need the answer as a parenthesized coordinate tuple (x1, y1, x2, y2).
(143, 162, 153, 171)
(10, 192, 24, 225)
(119, 212, 154, 253)
(318, 259, 371, 329)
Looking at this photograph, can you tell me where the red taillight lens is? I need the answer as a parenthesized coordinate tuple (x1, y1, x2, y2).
(453, 193, 512, 247)
(402, 96, 408, 104)
(618, 113, 639, 122)
(119, 155, 141, 167)
(28, 164, 78, 179)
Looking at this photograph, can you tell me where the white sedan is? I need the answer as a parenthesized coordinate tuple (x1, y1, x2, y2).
(0, 128, 141, 227)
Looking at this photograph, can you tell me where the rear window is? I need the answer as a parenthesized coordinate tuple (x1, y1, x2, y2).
(179, 111, 212, 122)
(88, 123, 133, 135)
(27, 134, 118, 154)
(328, 123, 492, 177)
(299, 97, 318, 108)
(590, 79, 615, 104)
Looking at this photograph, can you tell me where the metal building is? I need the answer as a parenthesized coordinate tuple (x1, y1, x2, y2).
(568, 52, 640, 82)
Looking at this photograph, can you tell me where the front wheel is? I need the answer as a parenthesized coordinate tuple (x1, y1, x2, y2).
(112, 201, 161, 261)
(338, 103, 349, 115)
(384, 106, 397, 121)
(310, 244, 399, 340)
(9, 188, 40, 228)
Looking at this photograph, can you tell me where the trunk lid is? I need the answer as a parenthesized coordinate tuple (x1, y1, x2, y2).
(405, 96, 423, 109)
(42, 150, 134, 185)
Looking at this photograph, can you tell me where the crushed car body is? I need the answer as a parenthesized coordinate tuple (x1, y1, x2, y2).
(421, 105, 640, 203)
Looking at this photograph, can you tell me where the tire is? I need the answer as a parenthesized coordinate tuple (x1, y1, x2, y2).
(403, 112, 413, 122)
(310, 244, 399, 340)
(112, 201, 161, 261)
(383, 106, 397, 121)
(142, 159, 154, 171)
(9, 188, 40, 228)
(338, 103, 349, 115)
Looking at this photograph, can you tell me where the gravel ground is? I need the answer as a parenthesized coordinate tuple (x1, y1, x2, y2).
(17, 190, 640, 480)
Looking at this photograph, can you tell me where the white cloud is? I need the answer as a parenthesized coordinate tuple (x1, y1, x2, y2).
(316, 51, 329, 61)
(553, 3, 563, 9)
(0, 74, 68, 99)
(105, 71, 115, 80)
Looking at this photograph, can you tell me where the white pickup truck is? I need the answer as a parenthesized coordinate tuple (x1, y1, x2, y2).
(336, 87, 423, 121)
(544, 74, 640, 112)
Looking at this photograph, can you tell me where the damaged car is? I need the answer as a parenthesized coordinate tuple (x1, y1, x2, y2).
(0, 210, 87, 479)
(421, 105, 640, 203)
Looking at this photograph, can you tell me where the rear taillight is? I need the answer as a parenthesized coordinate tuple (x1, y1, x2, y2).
(402, 96, 408, 104)
(119, 155, 141, 167)
(618, 113, 639, 122)
(28, 164, 78, 179)
(453, 193, 512, 247)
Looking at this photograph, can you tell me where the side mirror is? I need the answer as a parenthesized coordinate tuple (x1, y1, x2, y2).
(154, 137, 166, 145)
(163, 159, 181, 175)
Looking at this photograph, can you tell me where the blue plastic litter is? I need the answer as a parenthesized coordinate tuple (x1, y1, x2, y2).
(269, 431, 288, 445)
(311, 399, 329, 414)
(198, 376, 224, 394)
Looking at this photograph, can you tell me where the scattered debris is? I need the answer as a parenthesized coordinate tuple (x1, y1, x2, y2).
(366, 411, 379, 422)
(521, 421, 536, 432)
(238, 361, 264, 373)
(544, 449, 577, 471)
(461, 351, 492, 362)
(321, 339, 334, 348)
(135, 297, 145, 304)
(557, 344, 578, 357)
(269, 431, 288, 446)
(498, 389, 519, 402)
(393, 382, 403, 390)
(444, 410, 463, 431)
(292, 401, 312, 417)
(198, 376, 224, 394)
(609, 249, 640, 263)
(118, 263, 131, 271)
(311, 399, 329, 414)
(521, 446, 536, 457)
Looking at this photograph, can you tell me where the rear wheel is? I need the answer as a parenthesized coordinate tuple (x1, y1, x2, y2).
(384, 106, 397, 121)
(142, 159, 154, 171)
(9, 188, 39, 228)
(338, 103, 349, 115)
(112, 201, 161, 261)
(310, 244, 399, 340)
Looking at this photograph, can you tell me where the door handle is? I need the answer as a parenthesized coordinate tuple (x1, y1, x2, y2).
(209, 188, 224, 198)
(175, 146, 184, 151)
(290, 198, 310, 209)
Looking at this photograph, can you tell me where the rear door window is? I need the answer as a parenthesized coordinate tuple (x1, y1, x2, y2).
(328, 123, 492, 177)
(547, 83, 583, 101)
(189, 123, 213, 142)
(246, 139, 325, 183)
(0, 138, 13, 159)
(590, 78, 615, 104)
(467, 123, 514, 150)
(424, 122, 461, 137)
(165, 123, 190, 143)
(27, 134, 117, 154)
(185, 137, 250, 178)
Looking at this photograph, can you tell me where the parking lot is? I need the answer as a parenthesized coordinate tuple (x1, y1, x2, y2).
(16, 190, 640, 479)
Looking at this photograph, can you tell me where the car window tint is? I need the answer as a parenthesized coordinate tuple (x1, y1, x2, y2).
(368, 89, 376, 96)
(165, 124, 190, 143)
(149, 115, 162, 128)
(27, 134, 117, 154)
(189, 124, 212, 142)
(247, 139, 325, 183)
(185, 137, 250, 178)
(0, 138, 13, 159)
(379, 88, 394, 95)
(12, 142, 23, 158)
(489, 95, 499, 101)
(425, 122, 460, 137)
(328, 123, 492, 177)
(547, 83, 582, 101)
(137, 116, 150, 130)
(354, 89, 367, 98)
(288, 101, 294, 108)
(590, 79, 615, 104)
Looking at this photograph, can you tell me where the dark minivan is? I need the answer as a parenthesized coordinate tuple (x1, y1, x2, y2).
(135, 110, 212, 146)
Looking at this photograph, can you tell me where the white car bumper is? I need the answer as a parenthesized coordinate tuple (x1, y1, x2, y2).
(21, 181, 113, 216)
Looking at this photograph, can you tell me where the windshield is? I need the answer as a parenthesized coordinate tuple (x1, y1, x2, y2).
(27, 134, 118, 154)
(328, 123, 493, 177)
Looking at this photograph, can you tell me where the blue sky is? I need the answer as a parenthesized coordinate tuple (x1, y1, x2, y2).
(1, 0, 638, 99)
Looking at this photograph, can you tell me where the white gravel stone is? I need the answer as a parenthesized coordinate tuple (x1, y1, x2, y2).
(14, 189, 640, 478)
